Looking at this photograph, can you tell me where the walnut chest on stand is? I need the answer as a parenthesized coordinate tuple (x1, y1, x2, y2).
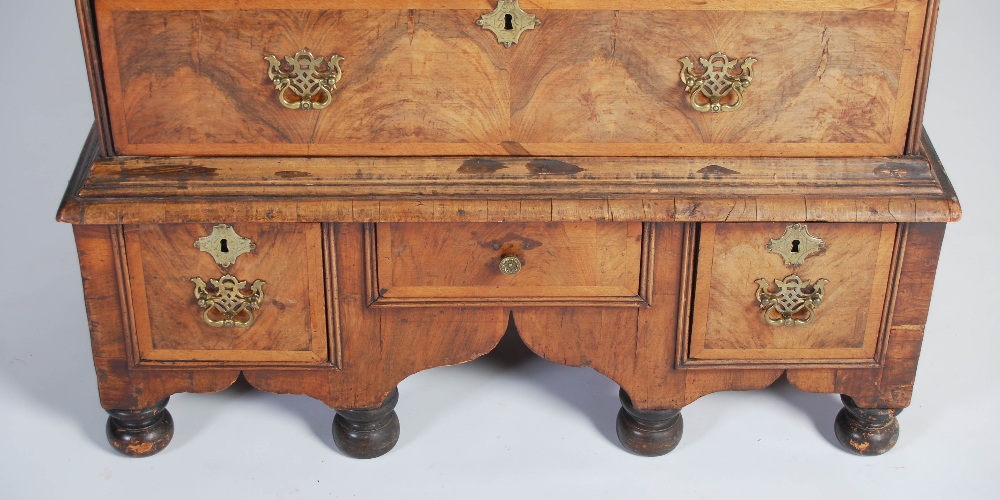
(59, 0, 960, 458)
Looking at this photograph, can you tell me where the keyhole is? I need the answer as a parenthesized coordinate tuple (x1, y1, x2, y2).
(504, 13, 513, 30)
(791, 240, 800, 253)
(220, 239, 229, 253)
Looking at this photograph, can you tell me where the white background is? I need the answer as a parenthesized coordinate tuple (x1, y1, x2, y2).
(1, 1, 997, 498)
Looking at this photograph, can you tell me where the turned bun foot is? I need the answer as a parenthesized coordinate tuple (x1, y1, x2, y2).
(333, 388, 401, 459)
(615, 388, 683, 456)
(105, 397, 174, 457)
(834, 394, 902, 456)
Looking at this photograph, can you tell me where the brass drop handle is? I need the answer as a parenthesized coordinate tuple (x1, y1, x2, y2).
(755, 274, 827, 327)
(499, 255, 522, 275)
(192, 274, 266, 328)
(679, 52, 756, 113)
(264, 48, 344, 110)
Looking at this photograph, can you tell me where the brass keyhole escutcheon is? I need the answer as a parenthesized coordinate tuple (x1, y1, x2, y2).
(477, 0, 541, 48)
(766, 223, 824, 268)
(195, 224, 255, 268)
(499, 255, 522, 275)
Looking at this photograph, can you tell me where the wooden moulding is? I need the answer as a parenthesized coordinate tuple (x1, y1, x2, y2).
(57, 130, 961, 225)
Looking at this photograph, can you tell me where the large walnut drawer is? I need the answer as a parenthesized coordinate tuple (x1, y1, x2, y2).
(95, 0, 929, 157)
(122, 223, 331, 364)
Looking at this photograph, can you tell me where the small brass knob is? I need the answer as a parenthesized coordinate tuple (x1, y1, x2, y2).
(499, 255, 522, 275)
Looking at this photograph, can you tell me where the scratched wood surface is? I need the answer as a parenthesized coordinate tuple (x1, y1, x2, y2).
(124, 223, 330, 363)
(57, 133, 962, 225)
(374, 222, 644, 304)
(687, 222, 897, 364)
(95, 1, 927, 157)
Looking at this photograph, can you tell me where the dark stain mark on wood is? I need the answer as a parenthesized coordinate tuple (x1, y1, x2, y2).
(124, 165, 217, 181)
(526, 159, 584, 175)
(480, 233, 544, 252)
(501, 141, 532, 156)
(458, 159, 507, 174)
(697, 165, 740, 177)
(873, 162, 930, 179)
(275, 170, 312, 178)
(379, 288, 389, 297)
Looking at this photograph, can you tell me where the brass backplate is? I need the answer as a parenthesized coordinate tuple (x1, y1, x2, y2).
(755, 274, 828, 327)
(265, 48, 344, 110)
(679, 52, 756, 113)
(192, 274, 266, 328)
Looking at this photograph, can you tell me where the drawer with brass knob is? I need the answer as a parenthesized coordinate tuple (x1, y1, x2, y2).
(94, 0, 929, 157)
(682, 222, 900, 366)
(370, 222, 650, 307)
(121, 223, 331, 364)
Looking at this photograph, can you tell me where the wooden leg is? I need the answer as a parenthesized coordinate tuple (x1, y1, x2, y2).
(105, 397, 174, 457)
(834, 394, 902, 456)
(615, 388, 683, 456)
(332, 388, 401, 459)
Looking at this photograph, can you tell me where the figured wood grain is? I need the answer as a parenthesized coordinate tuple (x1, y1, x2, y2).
(373, 222, 645, 305)
(95, 1, 927, 157)
(687, 222, 897, 363)
(124, 223, 330, 363)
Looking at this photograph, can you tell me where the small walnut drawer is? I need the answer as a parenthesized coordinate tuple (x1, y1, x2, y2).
(123, 223, 330, 364)
(95, 0, 928, 157)
(371, 222, 649, 306)
(684, 222, 899, 366)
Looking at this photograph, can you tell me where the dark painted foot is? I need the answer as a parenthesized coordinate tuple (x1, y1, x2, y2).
(615, 388, 683, 456)
(333, 388, 401, 459)
(106, 397, 174, 457)
(834, 394, 902, 456)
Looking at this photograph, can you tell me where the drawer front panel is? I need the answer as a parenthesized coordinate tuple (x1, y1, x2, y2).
(96, 1, 927, 157)
(373, 222, 647, 306)
(686, 222, 897, 365)
(124, 223, 329, 363)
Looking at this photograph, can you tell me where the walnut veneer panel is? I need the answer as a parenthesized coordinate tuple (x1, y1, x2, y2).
(95, 1, 927, 157)
(124, 223, 330, 363)
(687, 222, 897, 364)
(374, 222, 645, 305)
